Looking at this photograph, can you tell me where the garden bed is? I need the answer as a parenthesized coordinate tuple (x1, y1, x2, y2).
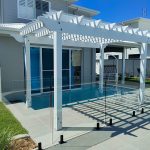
(125, 77, 150, 84)
(0, 102, 37, 149)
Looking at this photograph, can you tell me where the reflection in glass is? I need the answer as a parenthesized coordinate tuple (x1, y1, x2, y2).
(71, 50, 82, 88)
(30, 47, 40, 93)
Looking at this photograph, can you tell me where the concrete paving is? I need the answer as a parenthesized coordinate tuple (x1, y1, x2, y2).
(3, 86, 150, 149)
(46, 89, 150, 150)
(88, 124, 150, 150)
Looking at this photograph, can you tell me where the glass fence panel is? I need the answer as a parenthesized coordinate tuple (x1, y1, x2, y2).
(1, 79, 150, 149)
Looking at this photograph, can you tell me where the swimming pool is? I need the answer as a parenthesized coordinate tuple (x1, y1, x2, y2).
(31, 83, 134, 110)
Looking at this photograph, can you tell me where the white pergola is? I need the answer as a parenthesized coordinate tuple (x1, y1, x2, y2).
(20, 10, 150, 131)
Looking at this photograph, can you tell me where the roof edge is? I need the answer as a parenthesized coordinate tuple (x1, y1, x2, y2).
(69, 4, 100, 16)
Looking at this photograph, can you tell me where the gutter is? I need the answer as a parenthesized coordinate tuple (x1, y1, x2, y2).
(69, 4, 100, 16)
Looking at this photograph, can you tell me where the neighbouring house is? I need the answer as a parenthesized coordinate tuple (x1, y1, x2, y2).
(103, 18, 150, 60)
(0, 0, 149, 131)
(96, 18, 150, 77)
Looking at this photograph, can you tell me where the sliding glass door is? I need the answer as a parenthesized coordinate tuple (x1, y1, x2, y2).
(71, 50, 82, 88)
(42, 48, 54, 92)
(62, 50, 70, 89)
(30, 47, 40, 93)
(30, 47, 82, 94)
(42, 48, 70, 92)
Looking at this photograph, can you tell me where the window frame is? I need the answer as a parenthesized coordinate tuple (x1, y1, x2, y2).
(17, 0, 51, 20)
(35, 0, 51, 18)
(17, 0, 36, 20)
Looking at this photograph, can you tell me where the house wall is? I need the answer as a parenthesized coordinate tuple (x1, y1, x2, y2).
(68, 9, 92, 18)
(138, 20, 150, 30)
(0, 36, 25, 100)
(0, 0, 2, 23)
(50, 0, 68, 12)
(1, 0, 94, 23)
(2, 0, 30, 23)
(124, 22, 139, 28)
(1, 0, 69, 23)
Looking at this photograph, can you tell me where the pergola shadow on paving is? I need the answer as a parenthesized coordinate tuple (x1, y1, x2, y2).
(20, 9, 150, 130)
(46, 89, 150, 150)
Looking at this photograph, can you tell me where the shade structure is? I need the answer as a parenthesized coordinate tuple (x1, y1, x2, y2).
(19, 9, 149, 131)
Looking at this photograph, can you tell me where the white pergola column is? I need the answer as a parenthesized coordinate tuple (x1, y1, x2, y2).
(99, 44, 107, 93)
(25, 37, 32, 107)
(122, 47, 126, 84)
(53, 31, 62, 131)
(139, 43, 148, 104)
(0, 68, 2, 101)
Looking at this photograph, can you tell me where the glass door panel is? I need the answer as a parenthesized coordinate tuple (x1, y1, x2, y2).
(71, 50, 82, 88)
(42, 48, 70, 91)
(30, 47, 40, 93)
(42, 48, 54, 92)
(43, 71, 54, 92)
(62, 50, 69, 90)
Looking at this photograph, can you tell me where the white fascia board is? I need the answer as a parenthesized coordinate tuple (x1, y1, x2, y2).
(38, 16, 150, 44)
(109, 42, 140, 48)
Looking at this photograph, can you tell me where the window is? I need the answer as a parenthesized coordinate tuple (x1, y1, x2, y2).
(36, 0, 51, 18)
(62, 50, 70, 89)
(18, 0, 35, 19)
(108, 55, 119, 60)
(42, 48, 54, 92)
(71, 50, 82, 88)
(129, 54, 140, 59)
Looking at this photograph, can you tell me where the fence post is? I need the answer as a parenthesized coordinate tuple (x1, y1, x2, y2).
(0, 68, 2, 101)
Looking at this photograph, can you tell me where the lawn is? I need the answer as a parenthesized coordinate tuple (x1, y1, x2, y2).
(125, 77, 150, 84)
(0, 102, 27, 137)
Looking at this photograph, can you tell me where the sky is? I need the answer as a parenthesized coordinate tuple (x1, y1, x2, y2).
(74, 0, 150, 23)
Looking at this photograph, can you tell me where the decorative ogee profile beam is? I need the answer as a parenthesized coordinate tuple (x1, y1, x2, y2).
(20, 21, 43, 36)
(35, 28, 52, 37)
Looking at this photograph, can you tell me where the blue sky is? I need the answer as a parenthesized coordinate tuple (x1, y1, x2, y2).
(75, 0, 150, 23)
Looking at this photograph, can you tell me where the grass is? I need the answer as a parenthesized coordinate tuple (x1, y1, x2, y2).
(0, 102, 27, 137)
(125, 77, 150, 84)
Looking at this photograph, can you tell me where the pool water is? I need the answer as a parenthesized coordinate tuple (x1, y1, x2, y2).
(31, 84, 134, 110)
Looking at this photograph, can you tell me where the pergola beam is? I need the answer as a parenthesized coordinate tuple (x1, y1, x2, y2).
(37, 16, 150, 44)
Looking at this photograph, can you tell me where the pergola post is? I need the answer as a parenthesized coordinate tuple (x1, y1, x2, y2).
(53, 31, 62, 131)
(0, 68, 2, 101)
(139, 43, 147, 104)
(25, 37, 32, 108)
(122, 47, 126, 84)
(99, 44, 107, 93)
